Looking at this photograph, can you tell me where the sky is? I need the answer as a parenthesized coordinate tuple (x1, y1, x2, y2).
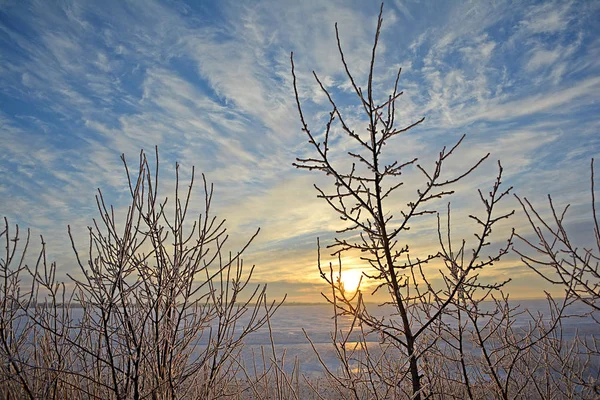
(1, 0, 599, 302)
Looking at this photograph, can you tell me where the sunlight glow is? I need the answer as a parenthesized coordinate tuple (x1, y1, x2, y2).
(340, 269, 363, 293)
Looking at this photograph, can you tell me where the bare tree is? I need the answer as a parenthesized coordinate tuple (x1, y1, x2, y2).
(1, 148, 283, 399)
(515, 159, 599, 310)
(291, 4, 516, 399)
(514, 158, 600, 395)
(0, 219, 38, 398)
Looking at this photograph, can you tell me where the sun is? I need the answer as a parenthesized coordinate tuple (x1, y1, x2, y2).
(340, 269, 363, 293)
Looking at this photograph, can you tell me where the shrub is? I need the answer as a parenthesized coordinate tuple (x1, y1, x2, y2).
(0, 149, 281, 399)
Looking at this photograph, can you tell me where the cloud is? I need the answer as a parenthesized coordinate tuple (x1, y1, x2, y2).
(526, 48, 562, 71)
(0, 0, 598, 302)
(519, 1, 573, 35)
(472, 76, 600, 122)
(393, 0, 414, 20)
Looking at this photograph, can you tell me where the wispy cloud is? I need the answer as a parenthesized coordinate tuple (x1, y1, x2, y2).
(0, 0, 598, 301)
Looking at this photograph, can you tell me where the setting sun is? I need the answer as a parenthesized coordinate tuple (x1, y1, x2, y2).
(340, 269, 363, 293)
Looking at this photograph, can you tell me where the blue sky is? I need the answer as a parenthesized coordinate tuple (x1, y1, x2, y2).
(1, 0, 599, 302)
